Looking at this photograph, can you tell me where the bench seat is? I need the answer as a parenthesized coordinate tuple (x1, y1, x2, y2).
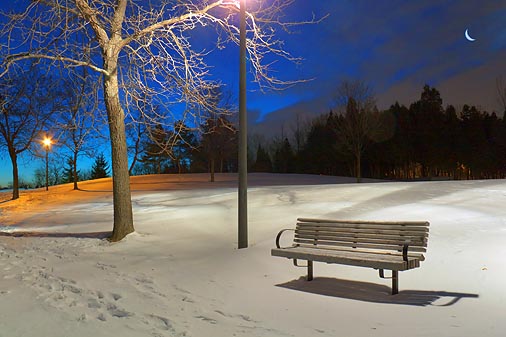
(271, 246, 423, 270)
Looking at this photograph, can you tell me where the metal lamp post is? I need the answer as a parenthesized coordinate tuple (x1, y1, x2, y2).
(238, 0, 248, 249)
(43, 137, 52, 191)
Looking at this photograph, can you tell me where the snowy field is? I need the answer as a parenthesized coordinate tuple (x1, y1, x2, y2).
(0, 173, 505, 337)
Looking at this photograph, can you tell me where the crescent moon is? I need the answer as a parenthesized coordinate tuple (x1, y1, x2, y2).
(465, 29, 476, 42)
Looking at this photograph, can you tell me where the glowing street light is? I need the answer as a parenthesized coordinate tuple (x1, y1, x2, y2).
(42, 137, 52, 191)
(238, 0, 248, 249)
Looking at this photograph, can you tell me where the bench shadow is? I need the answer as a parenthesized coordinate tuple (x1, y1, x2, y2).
(277, 277, 479, 307)
(0, 230, 111, 239)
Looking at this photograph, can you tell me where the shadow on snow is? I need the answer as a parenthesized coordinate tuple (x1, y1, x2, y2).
(0, 230, 111, 239)
(277, 277, 479, 307)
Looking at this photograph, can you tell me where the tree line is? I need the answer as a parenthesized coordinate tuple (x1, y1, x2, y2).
(3, 72, 506, 197)
(127, 82, 506, 183)
(3, 80, 506, 194)
(248, 84, 506, 181)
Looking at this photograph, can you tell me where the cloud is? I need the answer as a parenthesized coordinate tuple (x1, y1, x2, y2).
(210, 1, 506, 139)
(249, 93, 333, 138)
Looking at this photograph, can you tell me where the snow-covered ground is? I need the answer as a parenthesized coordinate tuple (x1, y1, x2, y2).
(0, 173, 505, 337)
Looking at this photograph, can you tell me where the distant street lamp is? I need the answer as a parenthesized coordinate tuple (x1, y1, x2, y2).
(42, 137, 52, 191)
(238, 0, 248, 249)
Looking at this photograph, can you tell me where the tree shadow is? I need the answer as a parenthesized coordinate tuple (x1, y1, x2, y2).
(277, 277, 479, 307)
(76, 188, 113, 193)
(0, 230, 111, 239)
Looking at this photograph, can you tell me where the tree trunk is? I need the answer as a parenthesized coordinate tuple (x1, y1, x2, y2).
(128, 156, 137, 176)
(355, 147, 362, 183)
(210, 158, 215, 182)
(103, 53, 134, 242)
(8, 148, 19, 200)
(73, 150, 78, 190)
(128, 128, 141, 176)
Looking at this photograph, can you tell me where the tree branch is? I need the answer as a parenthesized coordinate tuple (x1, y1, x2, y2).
(74, 0, 109, 45)
(120, 1, 224, 48)
(1, 53, 109, 77)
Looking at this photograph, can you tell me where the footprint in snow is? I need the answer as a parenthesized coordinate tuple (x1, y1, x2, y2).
(195, 315, 218, 324)
(143, 314, 173, 331)
(95, 262, 117, 270)
(214, 310, 258, 323)
(106, 303, 133, 318)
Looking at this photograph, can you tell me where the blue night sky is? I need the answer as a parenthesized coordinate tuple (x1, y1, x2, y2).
(1, 0, 506, 186)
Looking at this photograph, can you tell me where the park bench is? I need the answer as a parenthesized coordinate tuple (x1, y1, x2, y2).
(271, 218, 430, 295)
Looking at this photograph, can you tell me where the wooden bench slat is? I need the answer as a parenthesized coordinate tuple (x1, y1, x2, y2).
(294, 238, 427, 252)
(294, 233, 427, 247)
(297, 223, 429, 232)
(298, 218, 430, 227)
(296, 226, 429, 237)
(295, 229, 427, 242)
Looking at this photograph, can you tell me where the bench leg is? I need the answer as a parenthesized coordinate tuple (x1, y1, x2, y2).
(392, 270, 398, 295)
(307, 261, 313, 281)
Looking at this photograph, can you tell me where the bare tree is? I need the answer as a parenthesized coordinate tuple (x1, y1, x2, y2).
(1, 0, 319, 241)
(201, 116, 237, 181)
(290, 113, 310, 155)
(49, 161, 64, 186)
(333, 80, 382, 183)
(199, 87, 237, 181)
(56, 68, 101, 190)
(33, 166, 46, 188)
(123, 92, 153, 176)
(0, 66, 60, 199)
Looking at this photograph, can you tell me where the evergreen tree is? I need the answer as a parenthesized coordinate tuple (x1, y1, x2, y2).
(409, 84, 445, 178)
(300, 112, 347, 176)
(372, 102, 415, 179)
(91, 153, 110, 179)
(441, 104, 460, 178)
(252, 144, 272, 172)
(63, 157, 80, 184)
(273, 138, 295, 173)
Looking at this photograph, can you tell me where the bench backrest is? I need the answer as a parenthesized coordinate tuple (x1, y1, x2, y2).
(295, 218, 429, 258)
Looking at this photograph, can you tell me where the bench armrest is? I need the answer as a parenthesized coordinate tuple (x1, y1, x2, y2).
(402, 244, 409, 262)
(275, 228, 295, 249)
